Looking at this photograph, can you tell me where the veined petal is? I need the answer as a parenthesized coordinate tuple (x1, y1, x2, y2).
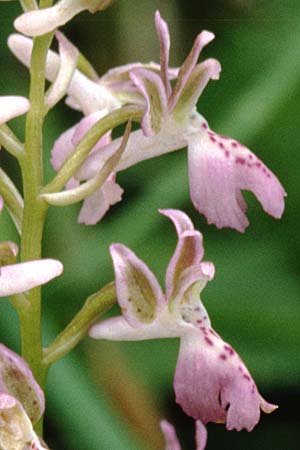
(155, 11, 172, 97)
(45, 32, 79, 110)
(188, 122, 286, 232)
(0, 96, 29, 125)
(0, 345, 44, 424)
(159, 209, 205, 298)
(14, 0, 111, 37)
(173, 59, 221, 122)
(174, 333, 277, 431)
(77, 173, 123, 225)
(0, 259, 63, 296)
(130, 68, 168, 136)
(110, 244, 165, 327)
(169, 30, 215, 111)
(0, 393, 47, 450)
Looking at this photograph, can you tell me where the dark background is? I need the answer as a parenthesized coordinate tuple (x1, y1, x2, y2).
(0, 1, 299, 449)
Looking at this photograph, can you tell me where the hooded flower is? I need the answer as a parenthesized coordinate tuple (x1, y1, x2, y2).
(76, 11, 285, 231)
(0, 241, 63, 297)
(0, 344, 48, 449)
(161, 420, 207, 450)
(90, 209, 277, 430)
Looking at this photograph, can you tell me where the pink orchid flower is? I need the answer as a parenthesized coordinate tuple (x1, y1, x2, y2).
(90, 209, 277, 431)
(161, 420, 207, 450)
(0, 344, 47, 449)
(78, 11, 285, 231)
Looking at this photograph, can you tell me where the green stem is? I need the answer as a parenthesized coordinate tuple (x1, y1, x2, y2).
(43, 283, 116, 366)
(0, 124, 25, 160)
(19, 33, 53, 392)
(42, 106, 143, 195)
(0, 168, 23, 234)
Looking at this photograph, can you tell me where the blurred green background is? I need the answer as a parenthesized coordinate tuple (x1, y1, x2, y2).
(0, 0, 299, 449)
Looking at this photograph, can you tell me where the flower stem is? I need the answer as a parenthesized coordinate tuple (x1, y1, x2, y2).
(19, 33, 53, 391)
(43, 282, 116, 366)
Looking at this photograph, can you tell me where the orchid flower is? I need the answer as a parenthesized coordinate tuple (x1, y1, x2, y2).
(0, 241, 63, 297)
(0, 344, 48, 449)
(77, 11, 285, 231)
(90, 209, 277, 431)
(161, 420, 207, 450)
(14, 0, 113, 37)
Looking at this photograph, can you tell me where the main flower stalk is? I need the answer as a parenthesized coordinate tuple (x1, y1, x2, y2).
(19, 32, 54, 393)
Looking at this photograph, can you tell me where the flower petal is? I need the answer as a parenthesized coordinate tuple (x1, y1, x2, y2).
(8, 33, 118, 115)
(77, 173, 123, 225)
(173, 59, 221, 122)
(195, 420, 207, 450)
(188, 121, 286, 232)
(0, 393, 47, 450)
(130, 68, 168, 136)
(174, 333, 277, 431)
(160, 420, 181, 450)
(14, 0, 110, 37)
(0, 344, 44, 424)
(0, 96, 29, 125)
(51, 124, 77, 172)
(45, 32, 79, 110)
(159, 209, 205, 298)
(0, 259, 63, 297)
(169, 30, 215, 111)
(110, 243, 165, 327)
(155, 11, 172, 98)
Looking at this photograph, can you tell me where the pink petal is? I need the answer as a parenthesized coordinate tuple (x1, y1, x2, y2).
(0, 259, 63, 296)
(0, 96, 29, 125)
(174, 333, 277, 431)
(155, 11, 172, 97)
(89, 314, 180, 341)
(173, 59, 221, 121)
(0, 344, 44, 424)
(110, 243, 165, 328)
(72, 111, 111, 150)
(160, 420, 181, 450)
(188, 124, 286, 232)
(169, 31, 215, 111)
(51, 124, 77, 171)
(45, 32, 78, 109)
(8, 33, 118, 116)
(195, 420, 207, 450)
(130, 68, 168, 136)
(159, 209, 205, 298)
(14, 0, 108, 37)
(77, 173, 123, 225)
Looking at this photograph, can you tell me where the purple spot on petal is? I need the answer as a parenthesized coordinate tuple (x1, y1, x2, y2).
(218, 142, 225, 149)
(248, 153, 253, 159)
(225, 150, 230, 158)
(196, 319, 202, 324)
(255, 162, 261, 167)
(224, 345, 235, 356)
(205, 336, 214, 346)
(210, 136, 216, 143)
(219, 354, 227, 360)
(236, 157, 245, 165)
(231, 141, 238, 148)
(243, 374, 251, 382)
(202, 122, 208, 129)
